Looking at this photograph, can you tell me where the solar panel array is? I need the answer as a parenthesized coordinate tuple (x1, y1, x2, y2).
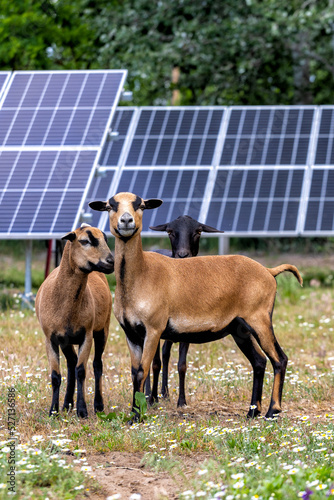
(2, 84, 334, 238)
(0, 70, 127, 238)
(85, 105, 334, 236)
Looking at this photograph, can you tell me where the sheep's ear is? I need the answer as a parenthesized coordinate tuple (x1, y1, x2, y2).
(143, 198, 163, 210)
(199, 224, 224, 233)
(61, 231, 76, 242)
(89, 200, 110, 212)
(149, 223, 168, 232)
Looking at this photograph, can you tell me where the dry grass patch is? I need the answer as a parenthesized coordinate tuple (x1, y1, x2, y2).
(0, 272, 333, 499)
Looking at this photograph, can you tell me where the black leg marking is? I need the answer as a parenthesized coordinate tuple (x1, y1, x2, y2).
(75, 362, 88, 418)
(149, 342, 161, 405)
(161, 340, 173, 398)
(50, 370, 61, 417)
(61, 345, 78, 412)
(131, 364, 144, 419)
(177, 342, 189, 407)
(93, 329, 106, 413)
(144, 367, 151, 397)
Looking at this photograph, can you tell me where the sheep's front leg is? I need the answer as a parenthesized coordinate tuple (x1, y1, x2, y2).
(76, 334, 93, 418)
(128, 333, 160, 420)
(46, 337, 61, 417)
(61, 345, 77, 412)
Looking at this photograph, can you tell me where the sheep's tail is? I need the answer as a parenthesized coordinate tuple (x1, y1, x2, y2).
(267, 264, 303, 287)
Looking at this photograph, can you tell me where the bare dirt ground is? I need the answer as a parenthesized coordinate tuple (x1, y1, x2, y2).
(84, 400, 334, 500)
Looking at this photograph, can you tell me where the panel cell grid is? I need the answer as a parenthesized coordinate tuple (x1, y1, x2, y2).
(0, 70, 126, 148)
(103, 168, 209, 233)
(124, 107, 225, 167)
(220, 107, 315, 167)
(206, 168, 304, 234)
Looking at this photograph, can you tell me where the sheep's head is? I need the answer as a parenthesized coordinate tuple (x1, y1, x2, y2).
(62, 224, 114, 274)
(150, 215, 223, 258)
(89, 192, 162, 241)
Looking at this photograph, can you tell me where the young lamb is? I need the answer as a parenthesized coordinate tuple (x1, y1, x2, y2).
(35, 224, 114, 418)
(89, 193, 303, 420)
(147, 215, 223, 407)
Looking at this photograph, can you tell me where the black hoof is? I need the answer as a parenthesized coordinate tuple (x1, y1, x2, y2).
(246, 407, 261, 419)
(77, 404, 88, 419)
(177, 399, 187, 408)
(62, 401, 74, 412)
(94, 402, 104, 413)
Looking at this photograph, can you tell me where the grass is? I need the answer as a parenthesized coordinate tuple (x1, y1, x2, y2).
(0, 248, 333, 498)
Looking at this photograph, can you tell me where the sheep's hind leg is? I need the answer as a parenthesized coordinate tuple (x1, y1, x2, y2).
(232, 326, 266, 418)
(161, 340, 173, 398)
(61, 345, 77, 412)
(93, 329, 107, 413)
(149, 342, 161, 405)
(46, 336, 61, 417)
(241, 317, 288, 419)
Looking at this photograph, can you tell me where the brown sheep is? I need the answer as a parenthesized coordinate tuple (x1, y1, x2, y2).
(35, 224, 113, 418)
(90, 193, 302, 420)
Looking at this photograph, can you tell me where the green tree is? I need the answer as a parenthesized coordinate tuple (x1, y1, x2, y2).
(93, 0, 334, 105)
(0, 0, 100, 70)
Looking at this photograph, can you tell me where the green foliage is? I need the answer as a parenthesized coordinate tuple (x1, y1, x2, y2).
(133, 391, 148, 422)
(1, 1, 334, 105)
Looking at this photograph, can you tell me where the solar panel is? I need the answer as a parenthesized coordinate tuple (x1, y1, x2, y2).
(220, 106, 315, 167)
(0, 70, 127, 238)
(205, 168, 305, 235)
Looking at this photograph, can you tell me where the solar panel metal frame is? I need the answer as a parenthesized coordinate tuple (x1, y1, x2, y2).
(300, 105, 334, 235)
(0, 71, 11, 100)
(0, 70, 127, 239)
(93, 106, 227, 235)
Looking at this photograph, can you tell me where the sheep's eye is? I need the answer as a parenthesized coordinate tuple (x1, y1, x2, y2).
(196, 230, 202, 236)
(79, 240, 90, 246)
(139, 204, 145, 210)
(167, 231, 174, 237)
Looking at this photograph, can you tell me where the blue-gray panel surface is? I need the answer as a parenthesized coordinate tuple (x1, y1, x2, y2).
(0, 71, 125, 147)
(220, 107, 314, 166)
(124, 108, 225, 167)
(0, 150, 98, 235)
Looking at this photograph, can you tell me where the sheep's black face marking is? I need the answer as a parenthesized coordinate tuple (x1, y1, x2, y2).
(86, 230, 99, 247)
(108, 197, 119, 212)
(132, 195, 144, 211)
